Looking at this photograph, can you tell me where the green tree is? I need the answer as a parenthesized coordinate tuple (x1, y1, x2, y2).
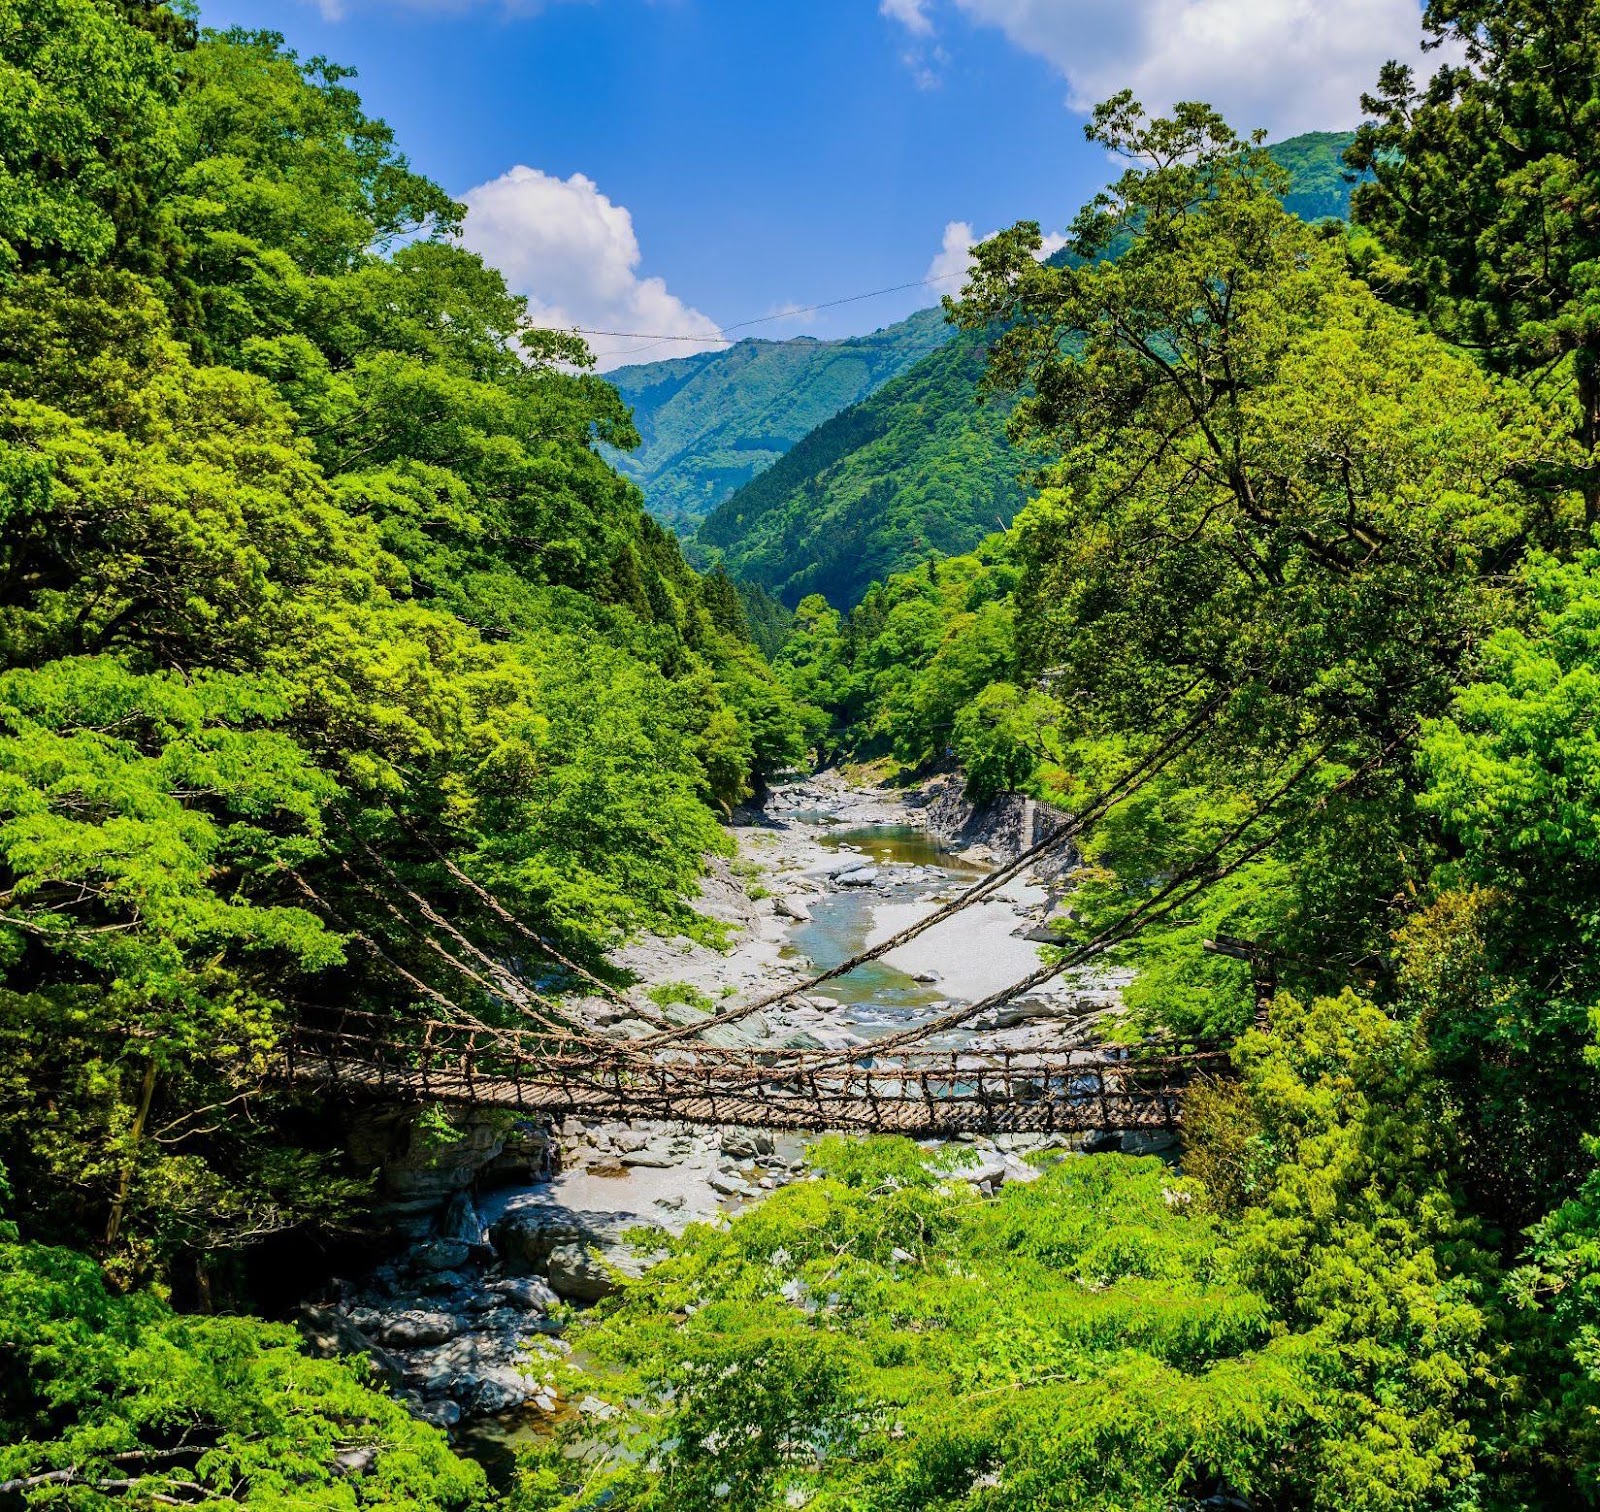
(1411, 549, 1600, 1228)
(953, 96, 1573, 1015)
(0, 0, 179, 275)
(1351, 0, 1600, 527)
(950, 681, 1059, 802)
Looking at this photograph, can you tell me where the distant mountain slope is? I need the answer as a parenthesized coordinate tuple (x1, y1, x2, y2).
(698, 133, 1360, 608)
(1269, 131, 1366, 223)
(604, 306, 951, 530)
(697, 332, 1020, 607)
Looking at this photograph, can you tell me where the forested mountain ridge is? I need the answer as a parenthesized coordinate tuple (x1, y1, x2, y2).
(698, 130, 1360, 607)
(698, 328, 1020, 606)
(603, 305, 951, 529)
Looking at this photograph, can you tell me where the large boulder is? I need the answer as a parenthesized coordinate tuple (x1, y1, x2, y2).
(462, 1366, 537, 1416)
(698, 1012, 772, 1049)
(719, 1127, 776, 1160)
(409, 1238, 471, 1273)
(294, 1305, 405, 1387)
(414, 1398, 462, 1429)
(487, 1275, 559, 1311)
(952, 1149, 1009, 1190)
(546, 1242, 621, 1303)
(972, 998, 1063, 1031)
(344, 1108, 514, 1232)
(620, 1141, 676, 1168)
(490, 1205, 642, 1271)
(376, 1309, 461, 1350)
(478, 1120, 554, 1187)
(1119, 1130, 1180, 1157)
(438, 1192, 490, 1248)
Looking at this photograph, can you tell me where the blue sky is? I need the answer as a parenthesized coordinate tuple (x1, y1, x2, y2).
(202, 1, 1438, 368)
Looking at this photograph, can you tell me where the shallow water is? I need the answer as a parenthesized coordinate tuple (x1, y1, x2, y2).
(782, 823, 1042, 1031)
(782, 889, 945, 1022)
(815, 823, 984, 871)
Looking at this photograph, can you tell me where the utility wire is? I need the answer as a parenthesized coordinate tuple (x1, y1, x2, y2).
(539, 270, 969, 363)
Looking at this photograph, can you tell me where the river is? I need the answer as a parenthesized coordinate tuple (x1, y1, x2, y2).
(311, 772, 1131, 1467)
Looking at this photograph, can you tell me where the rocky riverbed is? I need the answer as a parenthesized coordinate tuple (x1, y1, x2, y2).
(300, 771, 1147, 1448)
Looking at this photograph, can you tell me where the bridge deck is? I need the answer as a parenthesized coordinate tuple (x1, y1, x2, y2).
(282, 1017, 1224, 1137)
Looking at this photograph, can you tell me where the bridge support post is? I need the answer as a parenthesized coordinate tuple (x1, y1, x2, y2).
(1204, 934, 1277, 1031)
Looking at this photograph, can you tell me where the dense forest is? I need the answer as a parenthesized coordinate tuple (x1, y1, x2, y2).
(11, 1, 1600, 1510)
(0, 3, 810, 1503)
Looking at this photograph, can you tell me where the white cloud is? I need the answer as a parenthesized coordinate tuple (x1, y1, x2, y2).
(926, 219, 1068, 288)
(458, 166, 723, 371)
(881, 0, 948, 86)
(884, 0, 1443, 138)
(926, 220, 982, 286)
(881, 0, 936, 35)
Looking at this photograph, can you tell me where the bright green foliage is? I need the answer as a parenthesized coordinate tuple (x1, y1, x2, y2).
(774, 544, 1024, 776)
(1207, 993, 1498, 1510)
(516, 993, 1496, 1510)
(0, 0, 180, 275)
(961, 98, 1565, 756)
(512, 1145, 1304, 1512)
(1351, 0, 1600, 524)
(605, 308, 952, 532)
(1413, 550, 1600, 1227)
(0, 1198, 489, 1508)
(169, 31, 460, 318)
(950, 682, 1060, 803)
(1505, 1135, 1600, 1496)
(0, 1, 807, 1273)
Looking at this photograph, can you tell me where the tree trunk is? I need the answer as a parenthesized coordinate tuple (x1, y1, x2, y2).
(1578, 352, 1600, 534)
(103, 1058, 157, 1248)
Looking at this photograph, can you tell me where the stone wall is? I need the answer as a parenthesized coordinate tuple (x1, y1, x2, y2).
(909, 773, 1077, 877)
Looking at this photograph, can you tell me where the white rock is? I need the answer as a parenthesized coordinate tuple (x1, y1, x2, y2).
(620, 1144, 675, 1168)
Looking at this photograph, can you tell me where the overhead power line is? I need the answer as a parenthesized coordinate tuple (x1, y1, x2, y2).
(532, 269, 971, 361)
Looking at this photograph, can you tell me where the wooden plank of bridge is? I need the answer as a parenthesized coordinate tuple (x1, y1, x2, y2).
(278, 1026, 1207, 1137)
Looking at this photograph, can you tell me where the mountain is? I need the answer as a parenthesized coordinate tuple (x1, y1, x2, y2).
(697, 331, 1020, 607)
(1269, 131, 1368, 223)
(604, 306, 952, 530)
(697, 132, 1362, 608)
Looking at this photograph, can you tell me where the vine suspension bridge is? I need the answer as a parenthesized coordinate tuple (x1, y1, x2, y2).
(280, 709, 1320, 1136)
(283, 1009, 1226, 1138)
